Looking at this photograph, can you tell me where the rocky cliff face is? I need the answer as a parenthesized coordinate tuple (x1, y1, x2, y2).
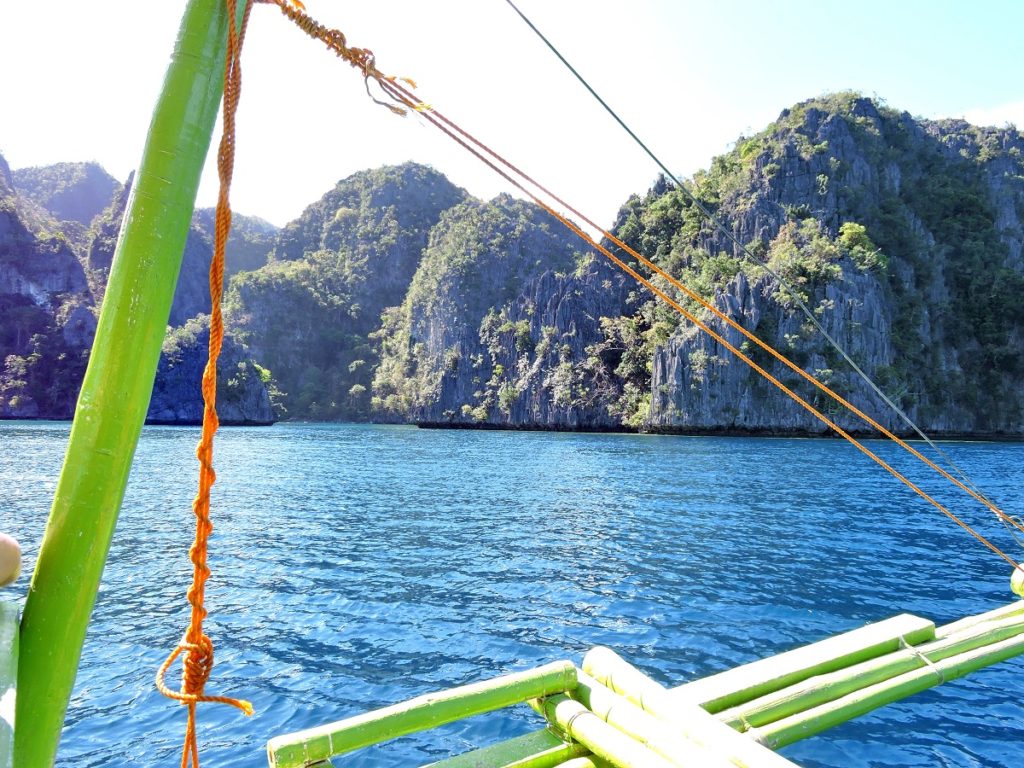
(373, 195, 631, 428)
(0, 154, 277, 424)
(0, 155, 14, 198)
(4, 94, 1021, 435)
(226, 163, 467, 419)
(192, 208, 277, 278)
(649, 259, 901, 434)
(0, 155, 93, 418)
(628, 94, 1024, 436)
(85, 177, 277, 325)
(13, 162, 119, 226)
(219, 97, 1024, 436)
(147, 316, 275, 425)
(12, 161, 120, 253)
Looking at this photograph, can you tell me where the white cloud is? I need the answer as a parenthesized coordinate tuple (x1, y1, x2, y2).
(963, 101, 1024, 129)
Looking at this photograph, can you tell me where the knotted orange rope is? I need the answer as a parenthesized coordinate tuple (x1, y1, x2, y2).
(156, 2, 255, 766)
(260, 0, 422, 116)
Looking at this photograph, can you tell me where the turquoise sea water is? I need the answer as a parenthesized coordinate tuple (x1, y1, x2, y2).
(3, 421, 1024, 767)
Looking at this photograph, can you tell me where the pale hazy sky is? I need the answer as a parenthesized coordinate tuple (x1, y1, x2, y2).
(2, 0, 1022, 229)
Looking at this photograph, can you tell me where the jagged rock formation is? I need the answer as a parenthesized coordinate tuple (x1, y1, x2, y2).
(0, 155, 13, 198)
(147, 316, 275, 425)
(621, 93, 1024, 436)
(3, 94, 1022, 435)
(0, 153, 277, 424)
(12, 162, 119, 226)
(213, 97, 1024, 436)
(86, 177, 277, 325)
(226, 162, 467, 419)
(12, 161, 119, 252)
(192, 207, 277, 278)
(0, 155, 93, 418)
(82, 174, 131, 301)
(373, 195, 631, 429)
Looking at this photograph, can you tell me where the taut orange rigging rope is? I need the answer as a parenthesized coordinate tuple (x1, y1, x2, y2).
(263, 1, 1021, 570)
(155, 2, 255, 767)
(499, 0, 1024, 546)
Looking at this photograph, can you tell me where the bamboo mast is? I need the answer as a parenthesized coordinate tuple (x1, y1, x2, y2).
(15, 2, 246, 764)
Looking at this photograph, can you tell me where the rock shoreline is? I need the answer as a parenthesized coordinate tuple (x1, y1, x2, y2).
(416, 420, 1024, 442)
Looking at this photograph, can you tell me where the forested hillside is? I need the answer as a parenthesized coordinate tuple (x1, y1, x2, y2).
(0, 157, 276, 423)
(2, 93, 1022, 435)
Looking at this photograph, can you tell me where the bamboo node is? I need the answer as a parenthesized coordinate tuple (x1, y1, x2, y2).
(563, 707, 591, 735)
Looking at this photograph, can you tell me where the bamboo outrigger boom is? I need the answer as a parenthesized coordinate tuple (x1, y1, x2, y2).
(264, 597, 1024, 768)
(267, 662, 578, 767)
(424, 728, 591, 768)
(670, 613, 935, 713)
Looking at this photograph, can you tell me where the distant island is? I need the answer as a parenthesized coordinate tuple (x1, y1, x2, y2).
(2, 93, 1022, 436)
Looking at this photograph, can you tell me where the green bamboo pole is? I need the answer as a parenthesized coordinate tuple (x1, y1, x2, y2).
(583, 647, 798, 768)
(423, 728, 589, 768)
(670, 614, 934, 713)
(750, 631, 1024, 749)
(719, 612, 1024, 731)
(529, 694, 677, 768)
(0, 601, 17, 768)
(934, 599, 1024, 639)
(15, 2, 246, 765)
(570, 671, 734, 767)
(267, 661, 577, 767)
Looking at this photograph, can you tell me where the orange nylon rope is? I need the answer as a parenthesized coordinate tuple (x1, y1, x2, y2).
(265, 2, 1020, 570)
(155, 2, 255, 766)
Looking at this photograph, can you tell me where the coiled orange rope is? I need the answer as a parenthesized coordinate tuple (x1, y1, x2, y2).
(155, 2, 255, 766)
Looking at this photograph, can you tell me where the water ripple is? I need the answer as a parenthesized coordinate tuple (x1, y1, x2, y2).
(2, 423, 1023, 766)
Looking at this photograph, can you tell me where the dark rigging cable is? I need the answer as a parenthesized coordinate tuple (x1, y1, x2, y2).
(501, 0, 1014, 539)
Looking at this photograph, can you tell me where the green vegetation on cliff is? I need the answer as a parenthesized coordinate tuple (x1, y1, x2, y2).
(371, 194, 598, 424)
(225, 163, 466, 420)
(2, 94, 1022, 434)
(621, 92, 1024, 433)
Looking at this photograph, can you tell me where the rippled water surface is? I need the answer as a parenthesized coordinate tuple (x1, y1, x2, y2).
(3, 422, 1024, 766)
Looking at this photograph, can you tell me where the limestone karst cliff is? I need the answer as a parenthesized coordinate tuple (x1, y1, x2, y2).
(3, 93, 1022, 435)
(0, 156, 277, 423)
